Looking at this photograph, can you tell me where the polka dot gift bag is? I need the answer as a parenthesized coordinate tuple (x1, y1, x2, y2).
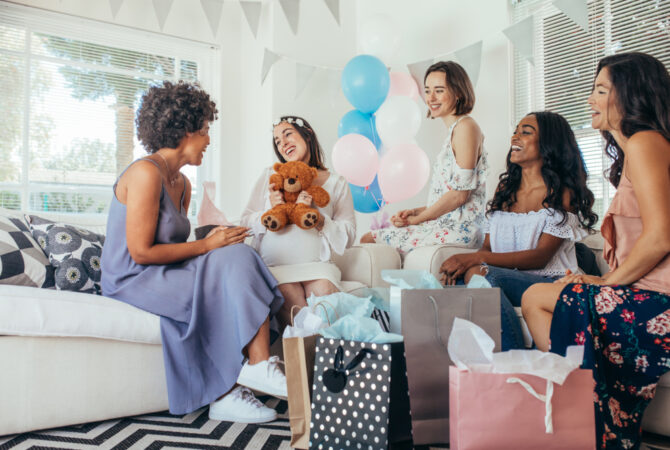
(309, 337, 412, 449)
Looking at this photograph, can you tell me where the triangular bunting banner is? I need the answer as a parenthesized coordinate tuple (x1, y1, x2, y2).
(552, 0, 589, 33)
(323, 0, 340, 26)
(200, 0, 223, 38)
(295, 63, 316, 99)
(503, 15, 535, 65)
(152, 0, 174, 30)
(240, 1, 262, 38)
(109, 0, 124, 18)
(278, 0, 300, 35)
(454, 40, 483, 86)
(261, 48, 281, 85)
(407, 58, 434, 102)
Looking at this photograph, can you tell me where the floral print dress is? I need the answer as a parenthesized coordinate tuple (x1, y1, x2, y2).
(371, 116, 487, 255)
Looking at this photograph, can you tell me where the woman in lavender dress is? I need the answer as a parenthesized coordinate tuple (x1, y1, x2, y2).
(101, 81, 285, 424)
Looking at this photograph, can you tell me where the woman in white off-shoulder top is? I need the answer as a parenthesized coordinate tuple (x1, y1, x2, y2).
(241, 116, 356, 327)
(439, 111, 598, 350)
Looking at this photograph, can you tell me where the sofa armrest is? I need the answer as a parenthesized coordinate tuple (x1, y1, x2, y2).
(402, 245, 478, 279)
(332, 244, 401, 288)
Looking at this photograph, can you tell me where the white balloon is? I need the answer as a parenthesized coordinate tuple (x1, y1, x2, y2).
(374, 96, 422, 146)
(358, 14, 401, 63)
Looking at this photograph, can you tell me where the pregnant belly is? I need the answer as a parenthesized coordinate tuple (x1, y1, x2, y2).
(259, 224, 322, 266)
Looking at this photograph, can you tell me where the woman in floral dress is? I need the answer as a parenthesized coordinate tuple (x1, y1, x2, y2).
(360, 61, 487, 255)
(522, 52, 670, 449)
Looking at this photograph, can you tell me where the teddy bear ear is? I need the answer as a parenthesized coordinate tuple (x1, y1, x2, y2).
(273, 162, 284, 172)
(310, 166, 317, 177)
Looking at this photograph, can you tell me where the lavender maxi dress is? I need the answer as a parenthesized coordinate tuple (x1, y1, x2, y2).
(101, 160, 284, 414)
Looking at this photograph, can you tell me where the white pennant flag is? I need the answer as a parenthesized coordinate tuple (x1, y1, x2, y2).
(323, 0, 340, 26)
(240, 1, 262, 38)
(407, 58, 434, 103)
(279, 0, 300, 35)
(200, 0, 224, 38)
(109, 0, 124, 18)
(503, 16, 535, 65)
(152, 0, 174, 30)
(552, 0, 589, 33)
(295, 63, 316, 99)
(261, 48, 281, 85)
(455, 41, 483, 86)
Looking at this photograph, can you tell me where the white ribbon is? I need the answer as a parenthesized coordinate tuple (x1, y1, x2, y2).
(506, 377, 555, 434)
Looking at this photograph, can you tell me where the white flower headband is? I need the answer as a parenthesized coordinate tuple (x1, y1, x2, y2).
(272, 116, 305, 128)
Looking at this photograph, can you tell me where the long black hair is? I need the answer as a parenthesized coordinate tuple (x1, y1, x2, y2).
(272, 116, 327, 170)
(594, 52, 670, 187)
(488, 111, 598, 230)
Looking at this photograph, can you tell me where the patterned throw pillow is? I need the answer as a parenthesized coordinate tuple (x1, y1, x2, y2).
(26, 215, 105, 294)
(0, 214, 55, 288)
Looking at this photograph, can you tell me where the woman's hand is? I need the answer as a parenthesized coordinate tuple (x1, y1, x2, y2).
(439, 252, 482, 285)
(204, 226, 250, 251)
(269, 183, 284, 207)
(554, 269, 606, 285)
(297, 190, 312, 206)
(391, 208, 419, 227)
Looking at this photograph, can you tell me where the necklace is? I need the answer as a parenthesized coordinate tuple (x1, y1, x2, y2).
(155, 152, 179, 187)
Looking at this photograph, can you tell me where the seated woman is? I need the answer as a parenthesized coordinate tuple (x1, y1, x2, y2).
(440, 111, 597, 350)
(522, 52, 670, 448)
(101, 81, 285, 424)
(241, 116, 355, 328)
(361, 61, 487, 255)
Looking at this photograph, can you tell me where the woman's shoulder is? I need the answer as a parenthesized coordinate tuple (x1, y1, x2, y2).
(627, 131, 670, 158)
(453, 115, 482, 136)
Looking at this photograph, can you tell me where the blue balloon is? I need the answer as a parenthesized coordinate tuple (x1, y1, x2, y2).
(350, 176, 384, 213)
(338, 110, 381, 149)
(341, 55, 390, 114)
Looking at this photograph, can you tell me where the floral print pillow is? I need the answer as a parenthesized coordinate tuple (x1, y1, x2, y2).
(26, 215, 104, 294)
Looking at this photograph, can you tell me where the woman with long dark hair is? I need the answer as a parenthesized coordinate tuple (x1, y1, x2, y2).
(440, 111, 597, 350)
(523, 52, 670, 448)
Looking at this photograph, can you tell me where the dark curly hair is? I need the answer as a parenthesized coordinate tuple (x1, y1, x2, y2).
(424, 61, 475, 117)
(488, 111, 598, 230)
(272, 116, 327, 170)
(593, 52, 670, 187)
(136, 81, 218, 153)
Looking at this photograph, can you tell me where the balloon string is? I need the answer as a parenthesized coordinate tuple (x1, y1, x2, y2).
(368, 115, 380, 149)
(368, 187, 385, 210)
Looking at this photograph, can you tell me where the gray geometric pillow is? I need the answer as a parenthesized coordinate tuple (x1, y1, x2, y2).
(0, 214, 55, 288)
(26, 215, 105, 294)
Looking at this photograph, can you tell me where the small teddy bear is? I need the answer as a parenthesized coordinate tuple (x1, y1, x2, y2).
(261, 161, 330, 231)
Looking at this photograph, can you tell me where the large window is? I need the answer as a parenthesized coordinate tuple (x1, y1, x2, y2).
(0, 4, 218, 217)
(512, 0, 670, 220)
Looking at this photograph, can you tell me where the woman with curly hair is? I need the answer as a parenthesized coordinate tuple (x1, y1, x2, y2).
(101, 81, 286, 424)
(522, 52, 670, 448)
(440, 111, 598, 350)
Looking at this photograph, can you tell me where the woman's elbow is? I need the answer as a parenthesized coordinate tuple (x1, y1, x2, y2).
(454, 190, 470, 207)
(128, 247, 152, 265)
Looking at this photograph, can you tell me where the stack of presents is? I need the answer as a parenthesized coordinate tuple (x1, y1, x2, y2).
(283, 271, 595, 449)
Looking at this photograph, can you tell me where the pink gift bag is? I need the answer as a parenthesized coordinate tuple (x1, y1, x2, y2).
(449, 366, 596, 450)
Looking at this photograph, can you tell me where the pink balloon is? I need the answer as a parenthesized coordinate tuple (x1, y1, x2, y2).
(388, 72, 421, 101)
(332, 134, 379, 187)
(378, 143, 430, 203)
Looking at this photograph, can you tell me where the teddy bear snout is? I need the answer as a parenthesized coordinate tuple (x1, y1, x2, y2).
(287, 178, 296, 185)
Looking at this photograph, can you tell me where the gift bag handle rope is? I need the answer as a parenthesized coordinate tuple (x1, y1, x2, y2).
(289, 300, 339, 327)
(427, 294, 473, 351)
(506, 377, 555, 434)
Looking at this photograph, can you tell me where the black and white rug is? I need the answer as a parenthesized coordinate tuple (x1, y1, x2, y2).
(0, 398, 291, 449)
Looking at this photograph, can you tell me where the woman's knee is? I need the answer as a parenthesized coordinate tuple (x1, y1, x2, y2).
(360, 232, 376, 244)
(521, 283, 557, 317)
(304, 279, 339, 297)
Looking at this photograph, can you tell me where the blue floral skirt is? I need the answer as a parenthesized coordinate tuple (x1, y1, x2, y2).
(550, 284, 670, 449)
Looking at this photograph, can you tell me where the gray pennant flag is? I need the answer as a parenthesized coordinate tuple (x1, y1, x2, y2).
(240, 1, 262, 38)
(323, 0, 340, 26)
(503, 15, 535, 65)
(295, 63, 316, 99)
(200, 0, 223, 37)
(261, 48, 281, 85)
(279, 0, 300, 35)
(455, 41, 483, 86)
(109, 0, 124, 18)
(552, 0, 589, 32)
(407, 58, 434, 102)
(152, 0, 174, 30)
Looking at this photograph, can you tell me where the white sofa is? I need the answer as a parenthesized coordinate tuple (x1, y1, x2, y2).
(0, 209, 400, 437)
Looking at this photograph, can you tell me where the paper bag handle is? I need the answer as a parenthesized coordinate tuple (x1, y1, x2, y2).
(427, 294, 473, 351)
(290, 301, 339, 327)
(506, 377, 554, 434)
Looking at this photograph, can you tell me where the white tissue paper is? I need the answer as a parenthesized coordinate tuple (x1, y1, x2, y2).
(282, 306, 327, 338)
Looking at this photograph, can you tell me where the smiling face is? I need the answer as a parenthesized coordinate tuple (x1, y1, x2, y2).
(184, 122, 210, 165)
(424, 71, 456, 118)
(510, 115, 541, 166)
(273, 122, 309, 164)
(588, 67, 622, 132)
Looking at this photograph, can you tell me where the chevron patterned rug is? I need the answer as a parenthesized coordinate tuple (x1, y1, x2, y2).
(0, 397, 290, 449)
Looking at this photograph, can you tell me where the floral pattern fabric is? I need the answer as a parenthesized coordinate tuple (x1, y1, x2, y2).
(550, 283, 670, 449)
(371, 116, 487, 255)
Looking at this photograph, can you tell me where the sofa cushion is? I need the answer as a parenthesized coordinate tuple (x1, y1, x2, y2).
(26, 215, 105, 294)
(0, 214, 55, 288)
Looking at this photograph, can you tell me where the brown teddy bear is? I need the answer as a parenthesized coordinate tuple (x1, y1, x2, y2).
(261, 161, 330, 231)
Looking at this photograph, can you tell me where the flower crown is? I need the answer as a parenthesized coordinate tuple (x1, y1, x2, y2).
(273, 116, 305, 128)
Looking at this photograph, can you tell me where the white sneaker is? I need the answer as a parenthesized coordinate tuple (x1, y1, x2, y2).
(237, 356, 288, 399)
(208, 386, 277, 423)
